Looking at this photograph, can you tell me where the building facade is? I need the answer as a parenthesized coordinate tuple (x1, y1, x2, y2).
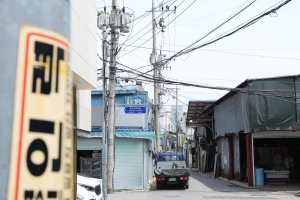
(192, 75, 300, 186)
(160, 105, 188, 151)
(71, 0, 98, 137)
(77, 84, 155, 190)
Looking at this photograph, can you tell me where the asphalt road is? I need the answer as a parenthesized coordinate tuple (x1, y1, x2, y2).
(107, 171, 300, 200)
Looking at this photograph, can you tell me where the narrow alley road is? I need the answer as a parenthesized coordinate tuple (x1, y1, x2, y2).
(107, 171, 300, 200)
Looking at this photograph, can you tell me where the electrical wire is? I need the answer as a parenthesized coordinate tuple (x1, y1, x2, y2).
(167, 0, 292, 63)
(114, 61, 300, 97)
(119, 0, 191, 58)
(119, 0, 178, 52)
(125, 0, 293, 77)
(170, 0, 257, 63)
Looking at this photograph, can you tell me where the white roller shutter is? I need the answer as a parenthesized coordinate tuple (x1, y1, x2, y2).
(77, 138, 102, 150)
(114, 138, 143, 190)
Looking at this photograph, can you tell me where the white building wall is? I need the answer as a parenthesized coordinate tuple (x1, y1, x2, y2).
(71, 0, 97, 132)
(77, 90, 92, 131)
(160, 105, 188, 134)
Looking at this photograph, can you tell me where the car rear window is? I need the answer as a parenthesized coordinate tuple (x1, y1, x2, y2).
(157, 153, 185, 162)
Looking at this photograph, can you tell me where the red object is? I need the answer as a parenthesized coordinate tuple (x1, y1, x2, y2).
(180, 176, 188, 181)
(274, 147, 282, 156)
(157, 177, 165, 181)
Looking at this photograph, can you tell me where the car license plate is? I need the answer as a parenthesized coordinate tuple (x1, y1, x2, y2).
(169, 178, 176, 182)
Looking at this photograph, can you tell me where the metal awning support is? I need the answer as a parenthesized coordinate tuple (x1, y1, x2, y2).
(186, 100, 215, 127)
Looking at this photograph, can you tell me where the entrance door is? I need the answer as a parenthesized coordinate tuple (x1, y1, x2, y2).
(114, 138, 143, 190)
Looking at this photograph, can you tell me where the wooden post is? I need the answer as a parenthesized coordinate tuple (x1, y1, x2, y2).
(228, 135, 234, 180)
(246, 133, 254, 186)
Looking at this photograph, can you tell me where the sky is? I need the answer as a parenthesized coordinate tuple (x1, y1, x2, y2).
(96, 0, 300, 106)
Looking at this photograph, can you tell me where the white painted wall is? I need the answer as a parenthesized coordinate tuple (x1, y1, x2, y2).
(71, 0, 97, 132)
(77, 90, 92, 131)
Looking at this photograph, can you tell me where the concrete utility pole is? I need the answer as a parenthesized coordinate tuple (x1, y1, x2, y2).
(175, 86, 179, 151)
(101, 24, 108, 200)
(152, 0, 161, 153)
(107, 0, 117, 194)
(1, 1, 74, 199)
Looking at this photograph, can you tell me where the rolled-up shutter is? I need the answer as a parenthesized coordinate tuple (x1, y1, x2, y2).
(114, 138, 143, 190)
(77, 138, 102, 150)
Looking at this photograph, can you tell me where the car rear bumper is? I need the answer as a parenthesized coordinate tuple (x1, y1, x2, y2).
(156, 177, 189, 187)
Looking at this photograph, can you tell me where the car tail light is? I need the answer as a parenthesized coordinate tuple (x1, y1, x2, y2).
(180, 176, 188, 181)
(157, 177, 165, 181)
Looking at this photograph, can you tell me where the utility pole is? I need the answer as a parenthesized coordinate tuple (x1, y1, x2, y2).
(101, 24, 108, 200)
(107, 0, 117, 194)
(175, 86, 178, 151)
(152, 0, 161, 154)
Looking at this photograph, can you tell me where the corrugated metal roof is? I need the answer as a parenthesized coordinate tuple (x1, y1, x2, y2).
(186, 100, 215, 126)
(204, 74, 300, 114)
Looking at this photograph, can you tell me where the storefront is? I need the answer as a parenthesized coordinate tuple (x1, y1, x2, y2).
(253, 132, 300, 182)
(77, 130, 155, 190)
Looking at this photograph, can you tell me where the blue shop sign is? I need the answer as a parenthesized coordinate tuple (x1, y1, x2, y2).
(124, 107, 147, 114)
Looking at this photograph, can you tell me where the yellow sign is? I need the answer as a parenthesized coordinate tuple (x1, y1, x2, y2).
(7, 25, 74, 200)
(180, 134, 185, 145)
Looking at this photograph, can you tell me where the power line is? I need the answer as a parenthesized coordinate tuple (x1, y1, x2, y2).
(173, 0, 256, 60)
(167, 0, 293, 63)
(171, 4, 244, 27)
(119, 0, 194, 59)
(119, 0, 178, 53)
(114, 61, 300, 95)
(127, 0, 293, 77)
(117, 74, 300, 102)
(199, 49, 300, 61)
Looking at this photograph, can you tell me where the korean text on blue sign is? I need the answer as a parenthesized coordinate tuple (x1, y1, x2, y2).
(124, 107, 147, 114)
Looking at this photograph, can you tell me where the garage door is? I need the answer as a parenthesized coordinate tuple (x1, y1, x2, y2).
(114, 138, 143, 190)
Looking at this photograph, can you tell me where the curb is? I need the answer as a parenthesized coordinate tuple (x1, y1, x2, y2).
(217, 177, 253, 189)
(194, 171, 253, 189)
(113, 188, 151, 193)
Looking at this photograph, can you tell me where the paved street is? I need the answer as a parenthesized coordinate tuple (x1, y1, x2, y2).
(107, 171, 300, 200)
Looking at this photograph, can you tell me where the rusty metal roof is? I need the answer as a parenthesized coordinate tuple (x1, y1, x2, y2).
(186, 100, 215, 127)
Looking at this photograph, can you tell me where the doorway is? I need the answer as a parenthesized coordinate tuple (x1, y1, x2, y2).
(239, 134, 247, 182)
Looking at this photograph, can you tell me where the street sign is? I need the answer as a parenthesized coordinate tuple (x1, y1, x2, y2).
(124, 107, 147, 114)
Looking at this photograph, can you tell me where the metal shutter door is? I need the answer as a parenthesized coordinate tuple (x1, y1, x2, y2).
(114, 138, 143, 190)
(77, 138, 102, 150)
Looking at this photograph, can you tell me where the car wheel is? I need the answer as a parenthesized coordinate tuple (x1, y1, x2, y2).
(185, 185, 189, 189)
(156, 185, 160, 190)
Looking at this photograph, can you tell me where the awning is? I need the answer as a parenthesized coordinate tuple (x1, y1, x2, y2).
(186, 100, 215, 126)
(90, 131, 156, 139)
